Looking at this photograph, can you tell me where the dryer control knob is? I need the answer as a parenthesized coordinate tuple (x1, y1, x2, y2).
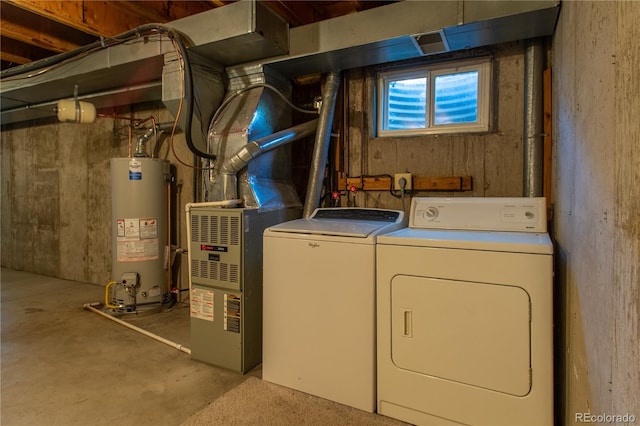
(423, 206, 439, 220)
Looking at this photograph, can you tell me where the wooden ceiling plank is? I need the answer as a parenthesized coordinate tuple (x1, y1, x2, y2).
(166, 1, 225, 20)
(0, 51, 31, 65)
(7, 0, 160, 37)
(115, 1, 219, 23)
(262, 1, 317, 27)
(207, 0, 230, 8)
(113, 1, 175, 23)
(6, 0, 91, 34)
(0, 36, 49, 64)
(1, 52, 30, 65)
(0, 17, 82, 54)
(0, 3, 87, 54)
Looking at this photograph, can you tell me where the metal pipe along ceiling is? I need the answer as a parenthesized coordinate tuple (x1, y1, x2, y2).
(303, 72, 341, 218)
(523, 38, 544, 198)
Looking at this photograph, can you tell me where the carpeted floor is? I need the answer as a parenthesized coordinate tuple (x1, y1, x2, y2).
(181, 377, 409, 426)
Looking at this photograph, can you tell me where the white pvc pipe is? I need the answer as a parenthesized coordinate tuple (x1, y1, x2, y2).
(83, 303, 191, 355)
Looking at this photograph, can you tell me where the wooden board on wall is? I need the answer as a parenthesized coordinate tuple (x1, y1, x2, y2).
(338, 174, 472, 192)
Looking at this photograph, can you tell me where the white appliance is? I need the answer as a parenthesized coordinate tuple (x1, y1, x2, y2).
(376, 197, 553, 426)
(262, 208, 407, 412)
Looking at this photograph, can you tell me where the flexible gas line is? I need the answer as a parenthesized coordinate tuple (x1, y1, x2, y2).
(83, 302, 191, 355)
(104, 280, 121, 309)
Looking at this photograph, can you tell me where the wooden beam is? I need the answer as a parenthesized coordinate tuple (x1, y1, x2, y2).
(0, 36, 49, 64)
(114, 1, 218, 24)
(207, 0, 230, 7)
(337, 174, 473, 192)
(262, 1, 317, 27)
(7, 0, 163, 36)
(414, 176, 473, 191)
(0, 2, 90, 54)
(0, 50, 32, 65)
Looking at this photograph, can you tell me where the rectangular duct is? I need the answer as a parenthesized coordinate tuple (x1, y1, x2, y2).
(162, 51, 225, 156)
(169, 1, 288, 66)
(0, 0, 559, 126)
(263, 0, 560, 77)
(0, 0, 289, 126)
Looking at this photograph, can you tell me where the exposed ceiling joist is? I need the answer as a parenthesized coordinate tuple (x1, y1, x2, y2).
(7, 0, 91, 35)
(0, 2, 90, 54)
(0, 38, 35, 65)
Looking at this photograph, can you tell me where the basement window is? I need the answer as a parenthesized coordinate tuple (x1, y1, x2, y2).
(377, 58, 492, 137)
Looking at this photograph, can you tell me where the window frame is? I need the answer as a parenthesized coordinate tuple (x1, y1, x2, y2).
(376, 57, 493, 137)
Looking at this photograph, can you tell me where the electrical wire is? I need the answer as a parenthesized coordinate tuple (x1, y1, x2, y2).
(167, 37, 213, 171)
(344, 174, 402, 198)
(210, 83, 318, 130)
(207, 82, 320, 171)
(1, 24, 319, 169)
(1, 23, 215, 161)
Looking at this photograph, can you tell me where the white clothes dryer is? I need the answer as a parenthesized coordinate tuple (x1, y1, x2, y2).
(263, 208, 406, 412)
(376, 197, 553, 425)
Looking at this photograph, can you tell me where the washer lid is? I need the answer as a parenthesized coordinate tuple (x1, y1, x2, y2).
(267, 218, 394, 237)
(266, 208, 406, 238)
(377, 227, 553, 254)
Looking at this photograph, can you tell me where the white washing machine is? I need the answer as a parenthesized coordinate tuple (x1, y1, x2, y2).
(263, 208, 407, 412)
(377, 197, 553, 426)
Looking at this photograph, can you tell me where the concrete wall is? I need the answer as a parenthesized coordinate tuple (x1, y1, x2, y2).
(2, 4, 639, 422)
(1, 106, 195, 293)
(553, 1, 640, 423)
(1, 42, 527, 283)
(343, 41, 526, 211)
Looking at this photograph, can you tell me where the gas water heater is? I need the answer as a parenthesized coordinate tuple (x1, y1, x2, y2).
(110, 157, 171, 313)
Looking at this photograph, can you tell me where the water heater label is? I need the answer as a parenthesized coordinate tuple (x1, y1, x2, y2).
(191, 287, 214, 322)
(116, 219, 126, 237)
(116, 217, 160, 262)
(139, 218, 158, 239)
(129, 159, 142, 180)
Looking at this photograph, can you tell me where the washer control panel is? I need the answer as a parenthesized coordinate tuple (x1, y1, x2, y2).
(410, 197, 547, 232)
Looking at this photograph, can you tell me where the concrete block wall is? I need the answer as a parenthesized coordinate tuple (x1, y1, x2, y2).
(2, 5, 639, 422)
(343, 41, 526, 211)
(1, 106, 195, 293)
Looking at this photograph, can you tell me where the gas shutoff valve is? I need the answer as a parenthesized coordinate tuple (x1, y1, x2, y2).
(120, 272, 139, 288)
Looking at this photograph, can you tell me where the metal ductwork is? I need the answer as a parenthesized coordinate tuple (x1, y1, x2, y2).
(162, 51, 225, 157)
(1, 0, 559, 127)
(204, 65, 309, 210)
(303, 72, 341, 218)
(0, 1, 288, 127)
(523, 38, 545, 198)
(221, 119, 318, 201)
(261, 0, 560, 77)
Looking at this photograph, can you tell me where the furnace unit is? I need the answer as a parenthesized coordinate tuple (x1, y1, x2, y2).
(187, 205, 297, 373)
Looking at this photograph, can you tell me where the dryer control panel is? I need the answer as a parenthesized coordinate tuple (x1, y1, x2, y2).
(410, 197, 547, 232)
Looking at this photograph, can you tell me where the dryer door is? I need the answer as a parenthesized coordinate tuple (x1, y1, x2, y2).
(391, 275, 531, 396)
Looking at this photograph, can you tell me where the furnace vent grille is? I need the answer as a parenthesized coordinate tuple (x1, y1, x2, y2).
(190, 212, 241, 286)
